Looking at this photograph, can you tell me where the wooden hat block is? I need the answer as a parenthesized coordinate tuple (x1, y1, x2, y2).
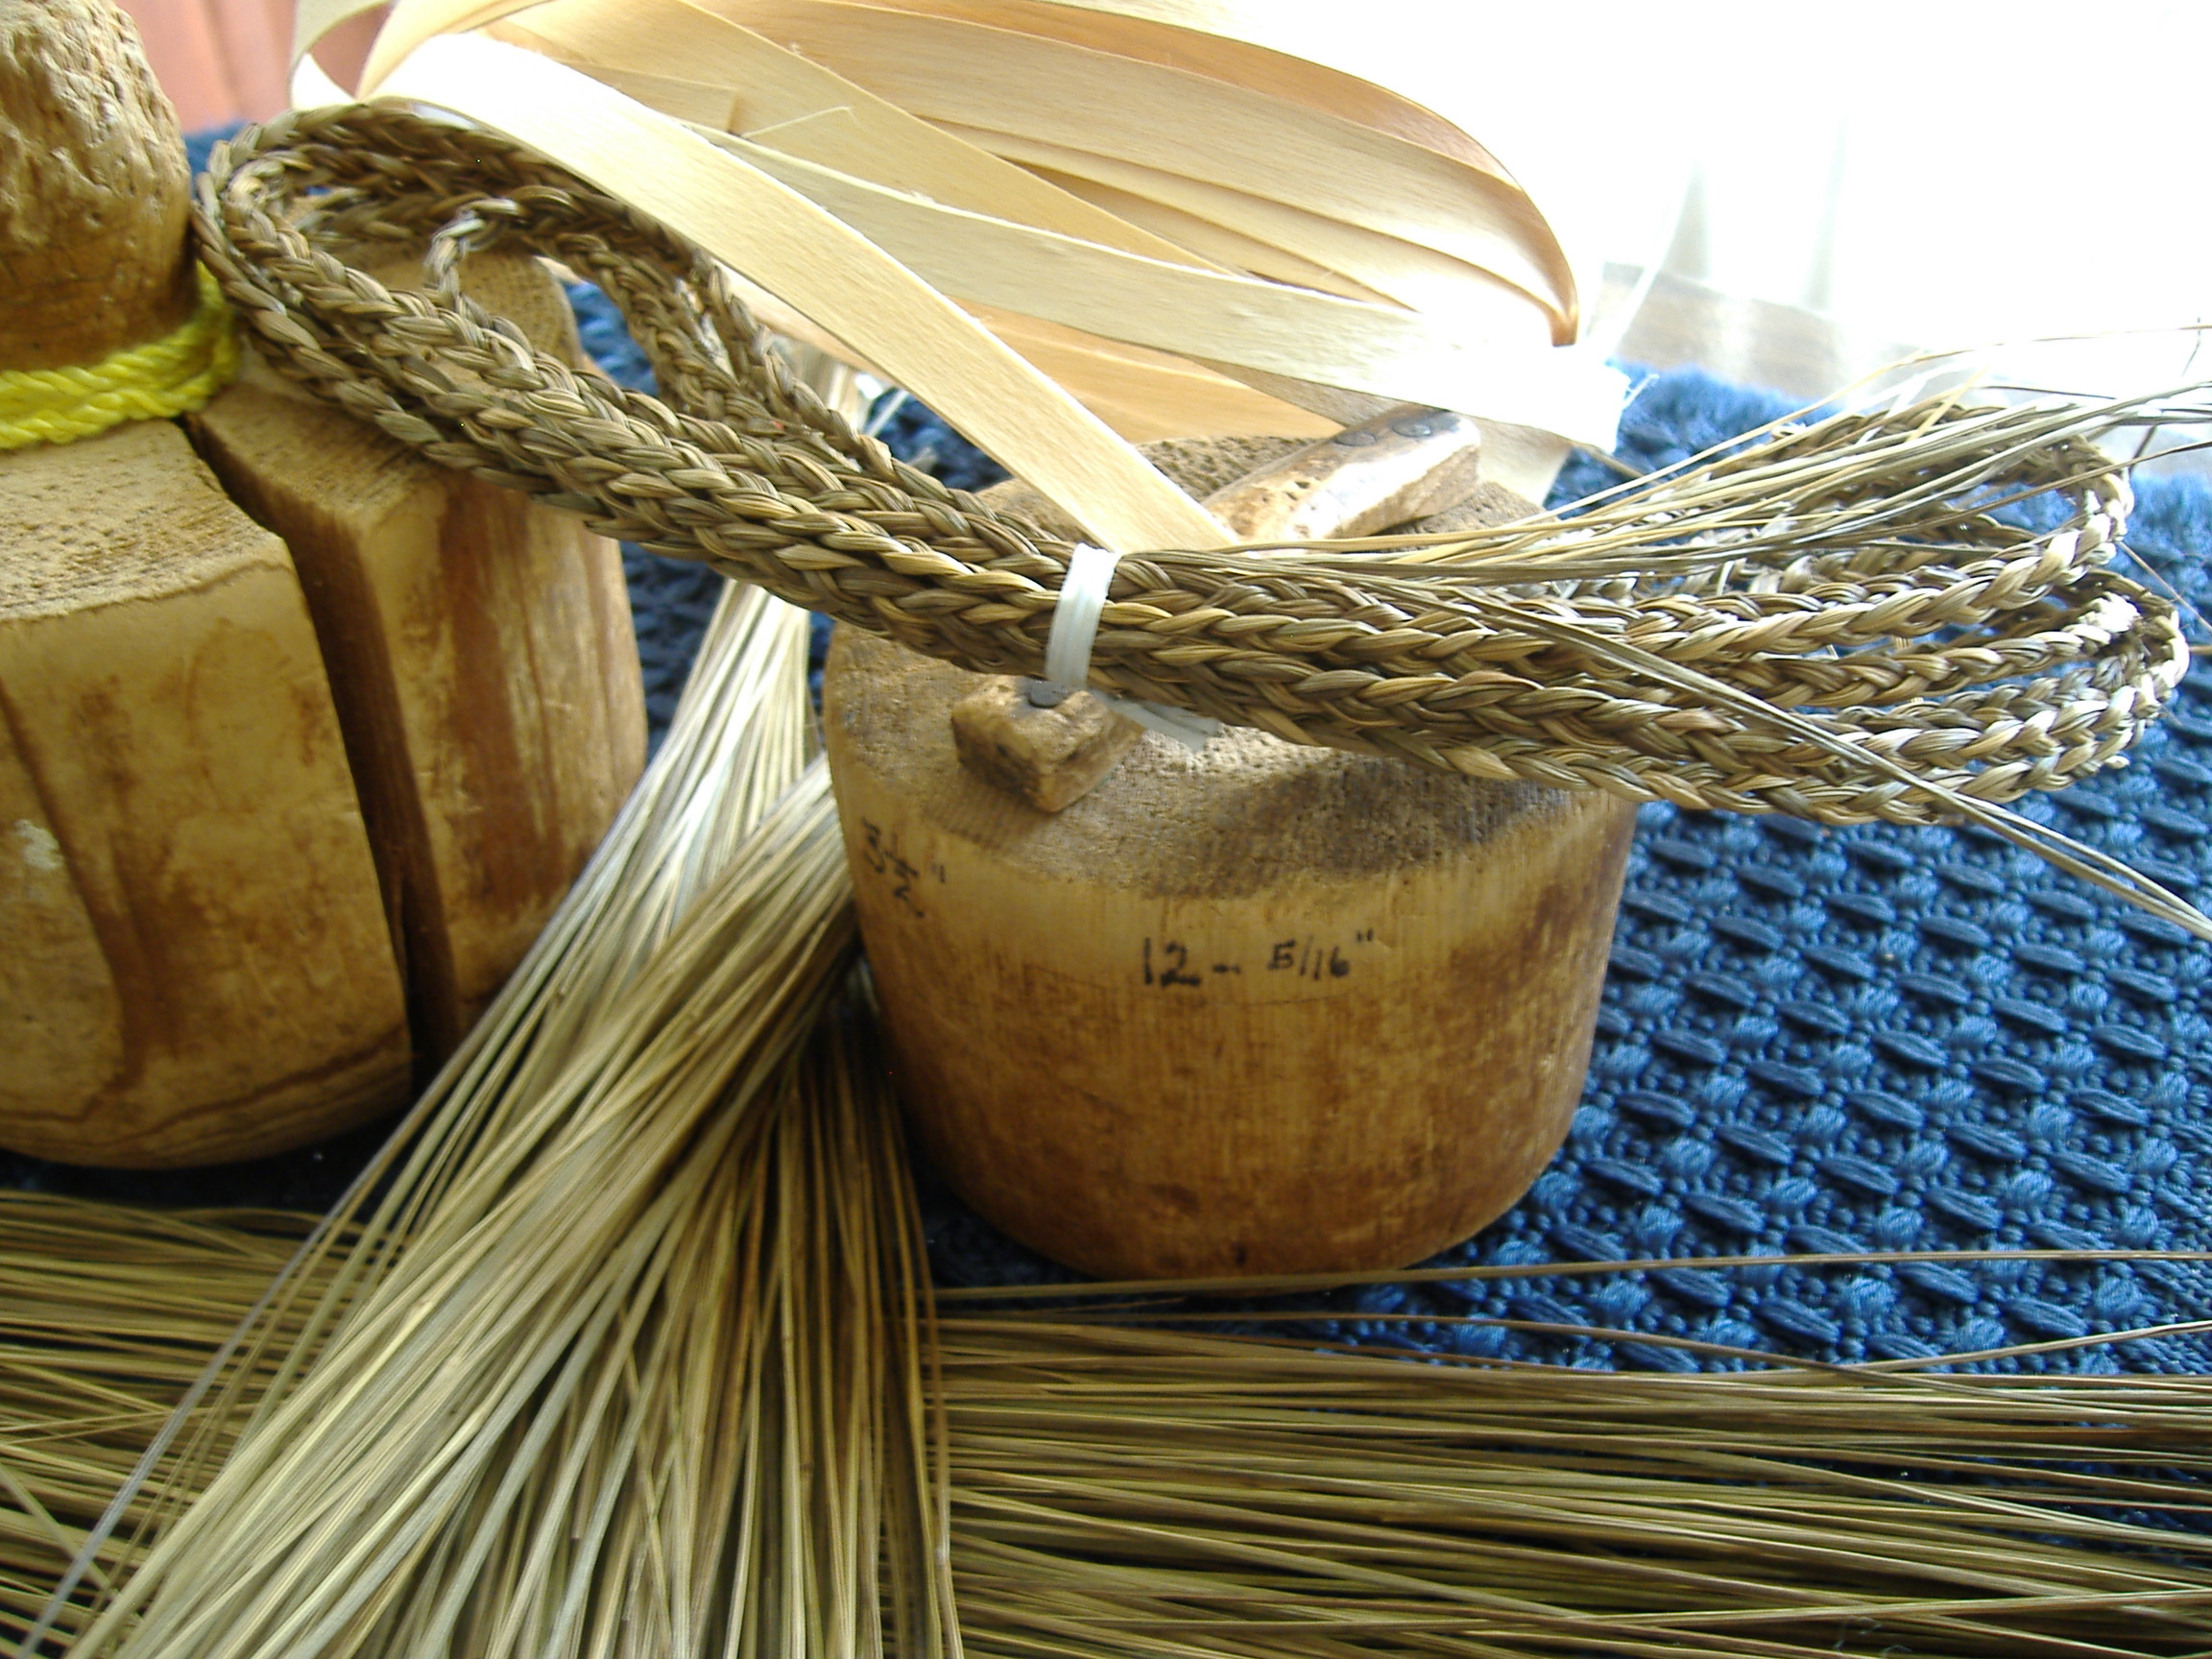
(0, 0, 644, 1165)
(826, 435, 1636, 1278)
(0, 0, 406, 1165)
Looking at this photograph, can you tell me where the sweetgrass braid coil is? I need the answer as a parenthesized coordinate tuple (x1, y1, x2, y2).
(193, 104, 2191, 831)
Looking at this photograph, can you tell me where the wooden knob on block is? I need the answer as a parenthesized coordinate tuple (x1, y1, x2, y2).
(827, 442, 1636, 1278)
(949, 677, 1142, 814)
(1202, 405, 1483, 542)
(0, 0, 197, 371)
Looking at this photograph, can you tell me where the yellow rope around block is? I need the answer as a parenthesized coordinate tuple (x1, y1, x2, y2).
(0, 265, 241, 450)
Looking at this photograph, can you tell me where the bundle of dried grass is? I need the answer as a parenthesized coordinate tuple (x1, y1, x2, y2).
(14, 1165, 2212, 1656)
(939, 1318, 2212, 1657)
(2, 1024, 954, 1659)
(4, 570, 969, 1659)
(0, 1202, 325, 1653)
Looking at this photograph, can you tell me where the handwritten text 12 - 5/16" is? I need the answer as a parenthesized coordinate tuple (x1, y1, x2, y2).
(1142, 930, 1377, 988)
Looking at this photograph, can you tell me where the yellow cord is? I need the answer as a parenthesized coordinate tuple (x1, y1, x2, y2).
(0, 266, 242, 450)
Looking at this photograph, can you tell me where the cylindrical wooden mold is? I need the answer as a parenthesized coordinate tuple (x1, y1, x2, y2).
(825, 629, 1637, 1279)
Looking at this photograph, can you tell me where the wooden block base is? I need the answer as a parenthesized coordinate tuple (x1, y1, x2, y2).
(0, 421, 410, 1166)
(826, 627, 1636, 1278)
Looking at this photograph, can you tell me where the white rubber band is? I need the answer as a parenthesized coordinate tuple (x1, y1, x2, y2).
(1042, 544, 1220, 750)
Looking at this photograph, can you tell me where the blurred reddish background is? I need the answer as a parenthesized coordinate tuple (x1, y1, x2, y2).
(117, 0, 382, 130)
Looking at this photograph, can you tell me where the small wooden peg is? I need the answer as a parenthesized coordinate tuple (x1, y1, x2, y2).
(949, 675, 1142, 813)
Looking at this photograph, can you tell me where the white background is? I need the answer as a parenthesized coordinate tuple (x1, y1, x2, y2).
(1211, 1, 2210, 375)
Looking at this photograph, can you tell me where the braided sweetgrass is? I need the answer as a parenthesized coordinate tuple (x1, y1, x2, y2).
(193, 105, 2205, 929)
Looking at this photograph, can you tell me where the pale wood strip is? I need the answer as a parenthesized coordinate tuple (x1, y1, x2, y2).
(502, 54, 734, 128)
(702, 246, 1331, 440)
(697, 128, 1624, 444)
(373, 34, 1231, 551)
(944, 121, 1565, 337)
(1021, 166, 1396, 303)
(504, 0, 1220, 266)
(960, 304, 1334, 441)
(343, 73, 1307, 443)
(858, 0, 1515, 180)
(690, 0, 1574, 316)
(292, 0, 385, 81)
(355, 0, 533, 91)
(325, 0, 1573, 329)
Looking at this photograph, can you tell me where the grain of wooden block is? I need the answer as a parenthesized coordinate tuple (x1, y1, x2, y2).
(828, 627, 1636, 1278)
(189, 248, 647, 1063)
(827, 443, 1635, 1278)
(0, 0, 411, 1166)
(0, 421, 410, 1164)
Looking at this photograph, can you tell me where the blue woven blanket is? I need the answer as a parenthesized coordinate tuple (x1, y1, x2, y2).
(14, 192, 2209, 1372)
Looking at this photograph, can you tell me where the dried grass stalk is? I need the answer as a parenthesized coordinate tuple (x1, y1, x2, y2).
(0, 1203, 326, 1652)
(940, 1317, 2212, 1658)
(12, 1119, 2212, 1657)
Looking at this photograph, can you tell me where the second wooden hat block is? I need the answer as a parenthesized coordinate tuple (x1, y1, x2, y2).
(827, 437, 1637, 1278)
